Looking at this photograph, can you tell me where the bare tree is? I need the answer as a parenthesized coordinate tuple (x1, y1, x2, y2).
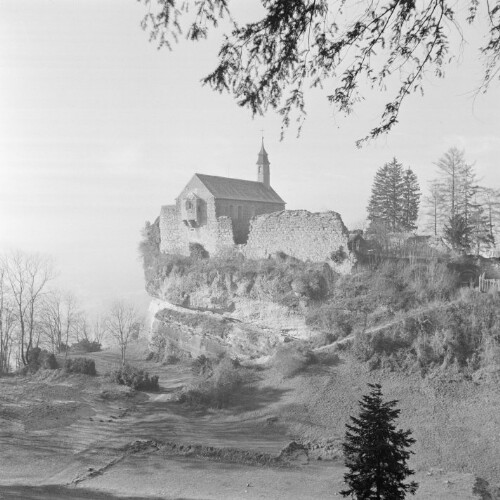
(424, 181, 446, 236)
(1, 251, 54, 366)
(73, 313, 91, 343)
(434, 148, 467, 220)
(106, 301, 143, 366)
(0, 266, 16, 373)
(40, 291, 78, 355)
(92, 315, 108, 345)
(481, 187, 500, 243)
(73, 313, 108, 346)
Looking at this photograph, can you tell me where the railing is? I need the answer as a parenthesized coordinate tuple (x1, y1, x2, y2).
(479, 272, 500, 293)
(358, 246, 443, 266)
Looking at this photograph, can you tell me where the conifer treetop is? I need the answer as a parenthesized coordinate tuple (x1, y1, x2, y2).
(341, 383, 418, 500)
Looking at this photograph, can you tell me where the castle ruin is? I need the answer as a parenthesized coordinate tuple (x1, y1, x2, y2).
(159, 142, 350, 264)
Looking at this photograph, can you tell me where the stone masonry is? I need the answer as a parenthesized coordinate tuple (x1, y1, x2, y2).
(243, 210, 350, 262)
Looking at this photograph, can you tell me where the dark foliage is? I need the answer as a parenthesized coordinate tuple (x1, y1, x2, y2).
(191, 354, 215, 377)
(25, 347, 58, 372)
(179, 356, 245, 409)
(71, 339, 102, 353)
(341, 384, 418, 499)
(110, 364, 159, 391)
(331, 246, 348, 264)
(368, 159, 420, 232)
(307, 260, 458, 340)
(189, 242, 209, 259)
(64, 357, 96, 376)
(353, 292, 500, 375)
(444, 214, 473, 251)
(271, 344, 317, 378)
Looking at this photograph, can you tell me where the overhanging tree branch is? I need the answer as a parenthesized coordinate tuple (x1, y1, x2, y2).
(139, 0, 500, 144)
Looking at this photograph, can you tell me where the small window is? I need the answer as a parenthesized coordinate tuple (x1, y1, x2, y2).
(185, 200, 192, 210)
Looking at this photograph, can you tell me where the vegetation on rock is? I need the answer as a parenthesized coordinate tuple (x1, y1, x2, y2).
(354, 291, 500, 376)
(141, 248, 334, 308)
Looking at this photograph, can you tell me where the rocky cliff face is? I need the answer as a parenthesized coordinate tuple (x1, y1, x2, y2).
(146, 254, 336, 361)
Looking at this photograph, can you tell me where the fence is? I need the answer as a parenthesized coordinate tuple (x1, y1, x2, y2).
(479, 273, 500, 293)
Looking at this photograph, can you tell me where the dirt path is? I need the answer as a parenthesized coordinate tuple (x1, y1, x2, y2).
(0, 347, 291, 491)
(0, 345, 495, 499)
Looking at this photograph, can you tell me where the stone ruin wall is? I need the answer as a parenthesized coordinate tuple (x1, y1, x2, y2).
(160, 207, 351, 265)
(243, 210, 350, 263)
(160, 202, 234, 256)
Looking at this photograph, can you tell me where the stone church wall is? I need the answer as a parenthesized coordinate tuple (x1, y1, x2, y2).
(160, 201, 235, 256)
(160, 205, 185, 254)
(243, 210, 350, 263)
(160, 205, 352, 265)
(215, 200, 285, 244)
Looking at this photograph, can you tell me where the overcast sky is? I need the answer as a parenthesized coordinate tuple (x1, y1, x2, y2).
(1, 1, 499, 315)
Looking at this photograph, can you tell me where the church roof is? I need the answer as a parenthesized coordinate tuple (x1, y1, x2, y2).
(195, 173, 285, 204)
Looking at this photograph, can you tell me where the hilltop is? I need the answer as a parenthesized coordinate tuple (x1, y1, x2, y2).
(136, 224, 500, 497)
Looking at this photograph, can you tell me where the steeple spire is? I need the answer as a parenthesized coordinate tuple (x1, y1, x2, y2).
(257, 138, 270, 188)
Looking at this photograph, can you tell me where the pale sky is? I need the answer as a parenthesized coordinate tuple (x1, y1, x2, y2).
(1, 1, 499, 315)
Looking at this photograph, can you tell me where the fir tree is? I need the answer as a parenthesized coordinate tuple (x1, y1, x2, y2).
(340, 384, 418, 500)
(444, 214, 473, 252)
(401, 168, 421, 232)
(469, 204, 494, 256)
(367, 159, 420, 232)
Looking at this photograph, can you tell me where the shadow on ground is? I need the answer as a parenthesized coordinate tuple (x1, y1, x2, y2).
(0, 484, 203, 500)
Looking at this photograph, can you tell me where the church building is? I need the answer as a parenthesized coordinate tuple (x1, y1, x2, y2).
(159, 142, 286, 256)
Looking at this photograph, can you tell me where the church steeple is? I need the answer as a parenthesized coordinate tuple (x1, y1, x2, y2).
(257, 139, 270, 188)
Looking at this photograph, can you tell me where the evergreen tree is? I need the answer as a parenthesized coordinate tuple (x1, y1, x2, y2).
(367, 159, 420, 232)
(341, 383, 418, 500)
(469, 204, 494, 256)
(443, 214, 473, 252)
(401, 168, 421, 231)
